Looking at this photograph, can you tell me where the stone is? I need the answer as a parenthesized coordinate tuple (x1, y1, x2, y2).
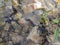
(10, 33, 24, 44)
(27, 26, 40, 43)
(42, 0, 57, 11)
(27, 15, 40, 25)
(26, 40, 39, 45)
(4, 23, 10, 31)
(22, 0, 43, 13)
(8, 41, 13, 45)
(13, 12, 22, 20)
(0, 38, 2, 42)
(0, 0, 59, 45)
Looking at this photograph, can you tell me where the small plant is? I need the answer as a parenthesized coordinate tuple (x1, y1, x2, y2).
(39, 9, 59, 45)
(52, 18, 59, 24)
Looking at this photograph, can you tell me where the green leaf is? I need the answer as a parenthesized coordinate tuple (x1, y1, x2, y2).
(52, 19, 59, 24)
(59, 28, 60, 32)
(53, 29, 59, 42)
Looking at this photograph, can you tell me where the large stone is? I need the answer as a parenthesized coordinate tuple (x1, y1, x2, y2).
(23, 12, 40, 25)
(27, 26, 40, 43)
(22, 0, 43, 13)
(10, 33, 24, 44)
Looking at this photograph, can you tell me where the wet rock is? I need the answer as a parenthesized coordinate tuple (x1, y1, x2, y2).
(23, 13, 40, 25)
(4, 23, 10, 31)
(26, 40, 39, 45)
(27, 26, 40, 43)
(10, 33, 24, 44)
(42, 0, 57, 11)
(12, 12, 22, 20)
(8, 41, 13, 45)
(0, 0, 4, 8)
(0, 0, 59, 45)
(0, 38, 2, 42)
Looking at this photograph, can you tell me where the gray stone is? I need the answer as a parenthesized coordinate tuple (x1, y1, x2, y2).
(23, 12, 40, 25)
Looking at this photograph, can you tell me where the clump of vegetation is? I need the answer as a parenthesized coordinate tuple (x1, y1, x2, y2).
(39, 8, 59, 45)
